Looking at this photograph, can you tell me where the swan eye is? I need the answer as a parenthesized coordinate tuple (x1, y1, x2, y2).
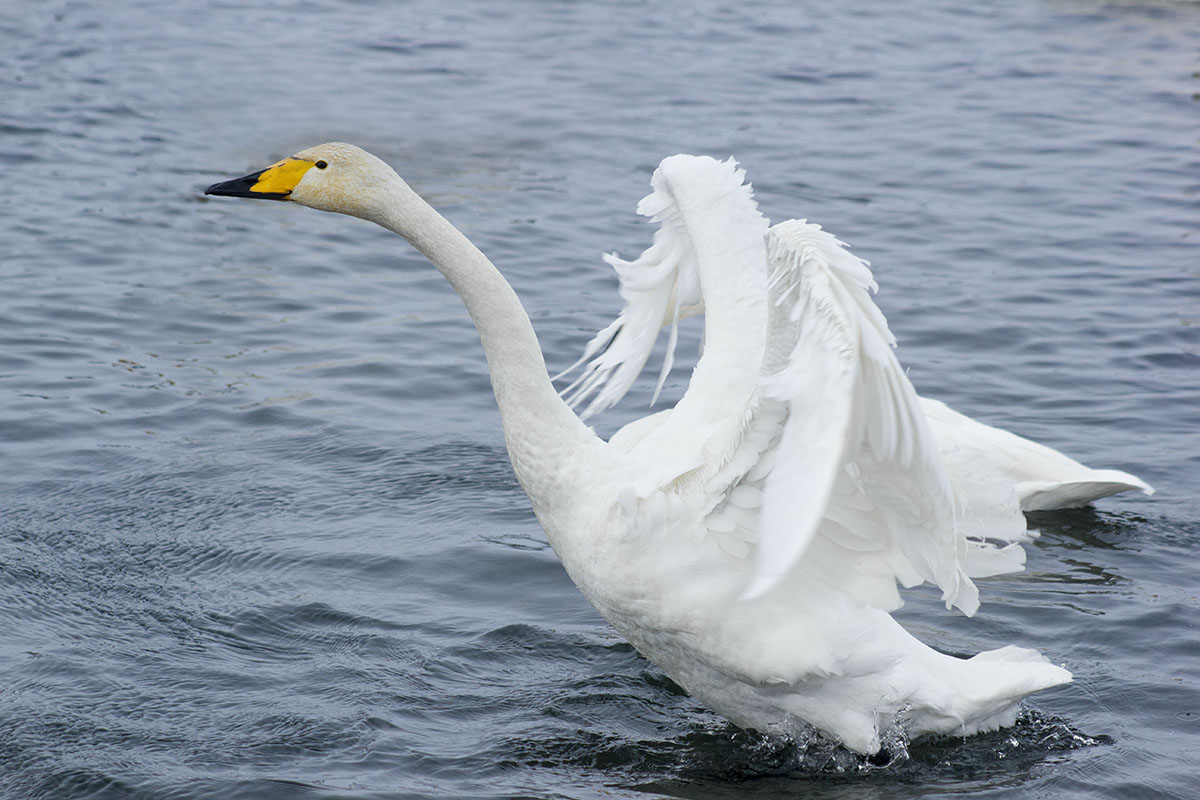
(315, 160, 328, 170)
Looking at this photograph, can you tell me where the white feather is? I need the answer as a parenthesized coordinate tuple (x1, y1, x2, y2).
(744, 220, 973, 614)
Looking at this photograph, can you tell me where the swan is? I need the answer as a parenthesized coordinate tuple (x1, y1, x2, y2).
(205, 144, 1151, 755)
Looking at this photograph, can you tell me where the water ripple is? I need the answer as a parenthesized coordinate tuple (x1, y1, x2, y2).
(1, 0, 1197, 798)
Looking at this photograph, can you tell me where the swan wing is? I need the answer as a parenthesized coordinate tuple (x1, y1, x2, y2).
(567, 161, 1025, 614)
(741, 220, 995, 614)
(559, 155, 767, 424)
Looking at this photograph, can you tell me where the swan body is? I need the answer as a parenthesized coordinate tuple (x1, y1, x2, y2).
(206, 144, 1150, 755)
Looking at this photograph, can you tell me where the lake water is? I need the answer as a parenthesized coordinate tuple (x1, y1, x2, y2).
(1, 0, 1197, 798)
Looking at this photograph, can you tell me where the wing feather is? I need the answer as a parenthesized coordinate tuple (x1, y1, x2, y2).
(744, 221, 977, 614)
(568, 159, 1030, 618)
(557, 156, 765, 424)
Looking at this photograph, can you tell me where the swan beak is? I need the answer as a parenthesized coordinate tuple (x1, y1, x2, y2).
(205, 157, 316, 200)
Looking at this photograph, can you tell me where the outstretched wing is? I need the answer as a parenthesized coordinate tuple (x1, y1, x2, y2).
(740, 220, 1018, 613)
(694, 221, 1030, 616)
(558, 155, 767, 418)
(566, 159, 1027, 615)
(559, 155, 770, 486)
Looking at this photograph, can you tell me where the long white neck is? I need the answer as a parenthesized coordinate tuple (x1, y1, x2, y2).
(364, 176, 602, 507)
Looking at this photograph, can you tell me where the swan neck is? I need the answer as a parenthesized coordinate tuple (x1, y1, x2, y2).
(371, 179, 599, 500)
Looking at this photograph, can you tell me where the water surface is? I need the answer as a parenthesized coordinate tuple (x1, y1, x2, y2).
(1, 1, 1197, 798)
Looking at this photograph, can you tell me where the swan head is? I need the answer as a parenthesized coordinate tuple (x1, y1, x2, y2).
(205, 142, 404, 224)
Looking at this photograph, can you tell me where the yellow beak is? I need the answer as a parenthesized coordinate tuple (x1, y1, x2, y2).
(205, 157, 316, 200)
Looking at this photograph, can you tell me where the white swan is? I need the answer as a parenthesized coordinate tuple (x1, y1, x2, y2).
(205, 144, 1151, 755)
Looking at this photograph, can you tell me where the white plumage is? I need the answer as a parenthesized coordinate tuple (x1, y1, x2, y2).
(206, 145, 1153, 755)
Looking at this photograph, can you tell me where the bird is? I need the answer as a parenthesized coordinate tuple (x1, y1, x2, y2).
(205, 144, 1152, 755)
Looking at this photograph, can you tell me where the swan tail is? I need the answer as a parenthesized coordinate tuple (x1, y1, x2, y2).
(1016, 470, 1154, 511)
(896, 643, 1072, 749)
(773, 614, 1073, 755)
(919, 397, 1153, 512)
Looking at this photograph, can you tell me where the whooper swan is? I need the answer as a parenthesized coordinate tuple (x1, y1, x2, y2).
(205, 144, 1151, 755)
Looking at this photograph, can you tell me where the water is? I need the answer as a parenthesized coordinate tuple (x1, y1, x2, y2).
(1, 0, 1197, 797)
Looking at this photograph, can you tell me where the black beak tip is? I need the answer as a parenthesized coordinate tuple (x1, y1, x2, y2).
(203, 170, 289, 200)
(205, 172, 259, 197)
(204, 174, 256, 197)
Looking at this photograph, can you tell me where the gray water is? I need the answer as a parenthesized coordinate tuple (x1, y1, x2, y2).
(1, 0, 1197, 797)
